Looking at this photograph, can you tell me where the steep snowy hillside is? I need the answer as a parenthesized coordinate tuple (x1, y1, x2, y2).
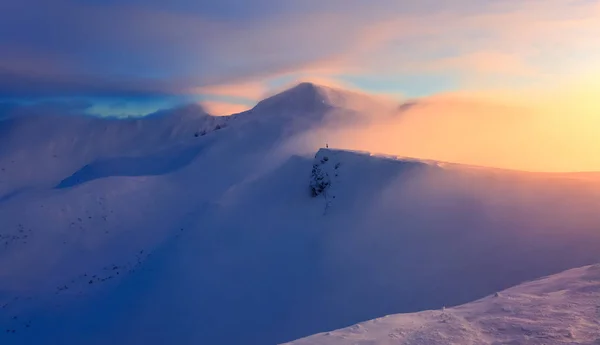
(2, 84, 600, 345)
(0, 104, 232, 197)
(286, 264, 600, 345)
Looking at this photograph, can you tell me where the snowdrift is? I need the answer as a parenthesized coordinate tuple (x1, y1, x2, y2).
(286, 264, 600, 344)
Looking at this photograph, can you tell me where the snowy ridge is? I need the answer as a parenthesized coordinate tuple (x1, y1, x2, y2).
(315, 148, 445, 168)
(285, 264, 600, 345)
(309, 149, 436, 210)
(0, 104, 233, 196)
(243, 83, 396, 128)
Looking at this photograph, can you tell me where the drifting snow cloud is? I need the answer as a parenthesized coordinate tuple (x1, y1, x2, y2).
(301, 83, 600, 172)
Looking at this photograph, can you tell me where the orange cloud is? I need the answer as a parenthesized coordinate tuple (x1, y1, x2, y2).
(200, 101, 250, 116)
(193, 81, 267, 101)
(194, 57, 358, 104)
(424, 51, 535, 76)
(193, 53, 354, 103)
(340, 0, 600, 86)
(315, 75, 600, 173)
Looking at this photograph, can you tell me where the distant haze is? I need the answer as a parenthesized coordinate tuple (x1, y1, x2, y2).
(302, 84, 600, 172)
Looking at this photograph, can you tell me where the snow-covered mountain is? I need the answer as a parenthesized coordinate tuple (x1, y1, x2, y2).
(1, 83, 600, 344)
(0, 83, 393, 198)
(286, 263, 600, 345)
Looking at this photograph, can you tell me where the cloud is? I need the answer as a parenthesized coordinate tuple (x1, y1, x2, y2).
(335, 1, 600, 90)
(2, 0, 600, 103)
(316, 80, 600, 172)
(0, 99, 94, 123)
(193, 82, 267, 102)
(0, 69, 186, 98)
(420, 51, 536, 77)
(200, 101, 251, 116)
(0, 0, 408, 99)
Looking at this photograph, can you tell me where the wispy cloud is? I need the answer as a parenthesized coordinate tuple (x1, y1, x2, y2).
(193, 82, 267, 102)
(200, 100, 251, 116)
(1, 0, 600, 105)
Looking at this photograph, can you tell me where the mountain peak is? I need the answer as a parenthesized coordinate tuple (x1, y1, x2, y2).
(251, 82, 331, 114)
(275, 81, 331, 102)
(249, 82, 396, 117)
(291, 81, 329, 93)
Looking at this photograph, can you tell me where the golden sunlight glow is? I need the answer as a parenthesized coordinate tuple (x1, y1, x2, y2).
(201, 101, 251, 116)
(326, 80, 600, 172)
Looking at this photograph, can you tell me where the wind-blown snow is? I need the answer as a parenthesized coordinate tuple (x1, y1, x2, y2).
(1, 83, 600, 344)
(286, 264, 600, 345)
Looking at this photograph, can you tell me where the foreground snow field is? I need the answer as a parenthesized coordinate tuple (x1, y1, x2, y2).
(286, 264, 600, 345)
(1, 83, 600, 344)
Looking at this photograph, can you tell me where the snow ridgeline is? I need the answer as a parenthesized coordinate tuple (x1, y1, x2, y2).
(285, 264, 600, 345)
(309, 149, 438, 213)
(0, 103, 234, 197)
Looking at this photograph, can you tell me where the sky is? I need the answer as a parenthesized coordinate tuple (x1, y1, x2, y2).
(3, 0, 600, 171)
(2, 0, 600, 116)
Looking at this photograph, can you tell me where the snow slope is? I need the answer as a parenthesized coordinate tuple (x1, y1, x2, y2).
(0, 103, 232, 197)
(1, 83, 600, 344)
(286, 264, 600, 345)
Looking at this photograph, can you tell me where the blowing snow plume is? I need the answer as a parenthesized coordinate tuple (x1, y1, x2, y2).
(318, 87, 600, 172)
(287, 263, 600, 345)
